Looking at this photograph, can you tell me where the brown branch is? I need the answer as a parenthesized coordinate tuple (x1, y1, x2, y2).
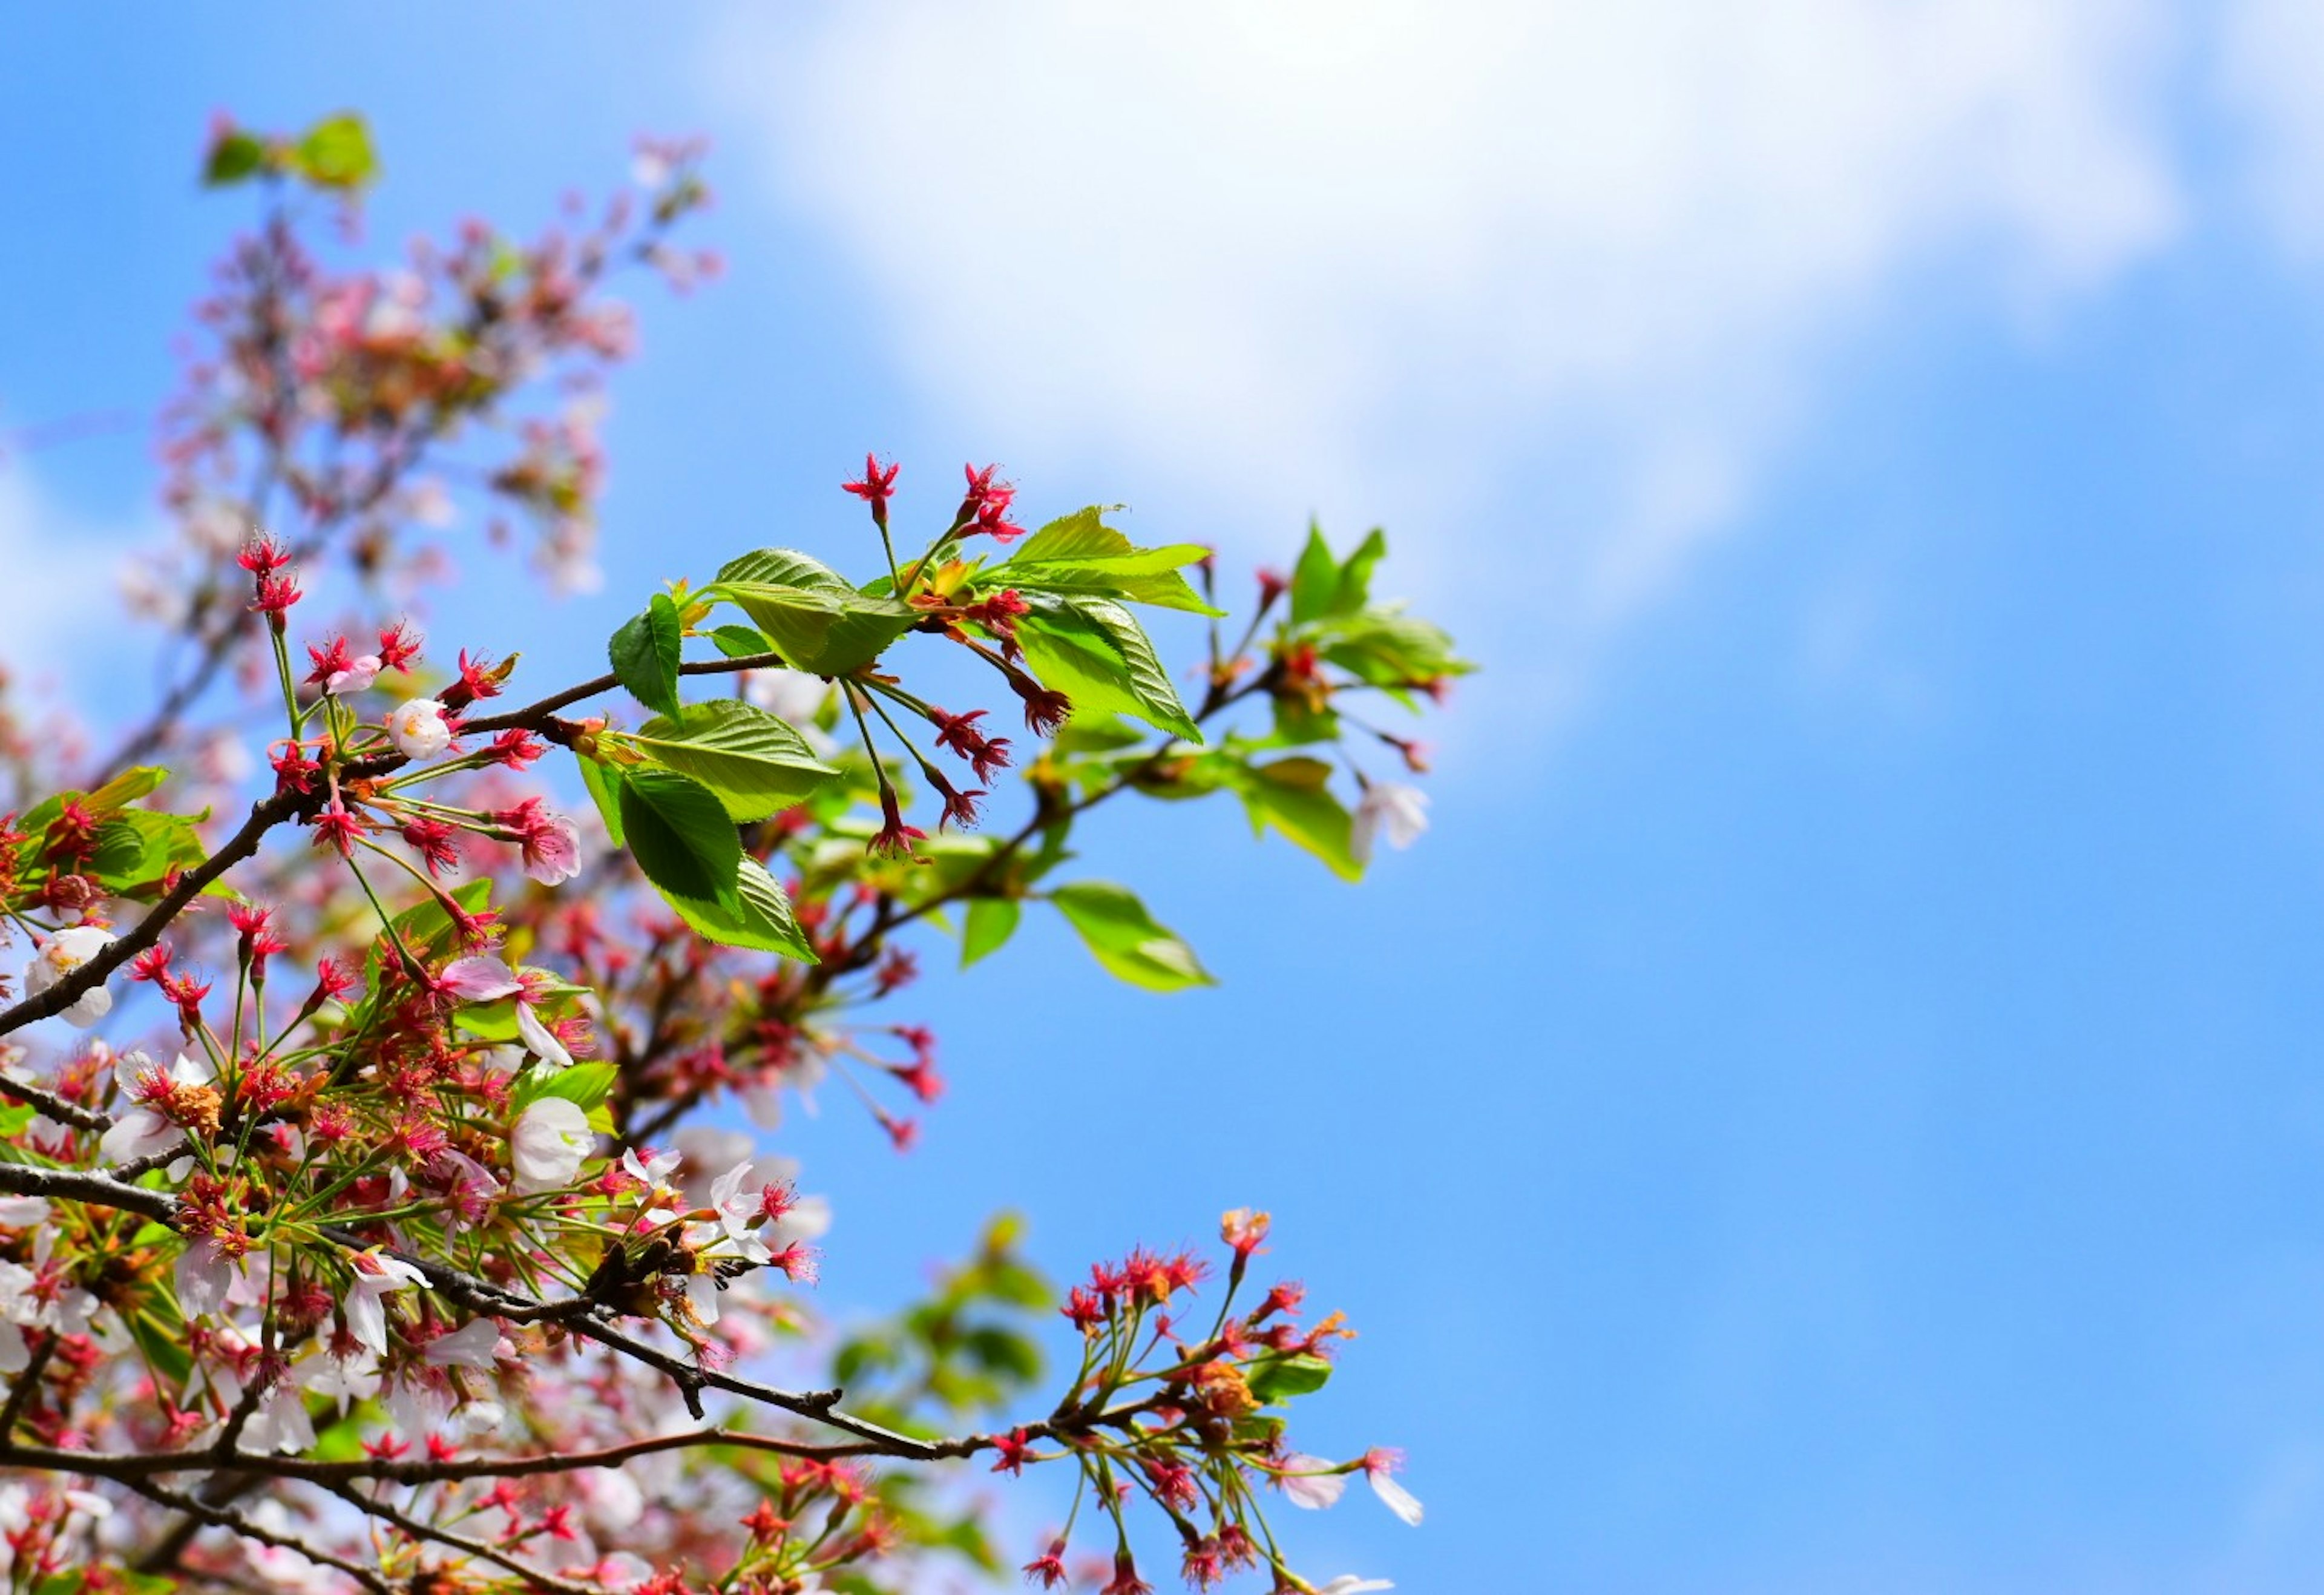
(0, 651, 793, 1041)
(319, 1479, 597, 1595)
(115, 1472, 395, 1595)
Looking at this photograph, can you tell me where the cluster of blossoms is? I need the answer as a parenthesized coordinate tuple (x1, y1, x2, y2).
(0, 114, 1466, 1591)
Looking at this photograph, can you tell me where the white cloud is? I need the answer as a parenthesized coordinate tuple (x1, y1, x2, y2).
(0, 462, 149, 711)
(2219, 0, 2324, 254)
(715, 0, 2177, 652)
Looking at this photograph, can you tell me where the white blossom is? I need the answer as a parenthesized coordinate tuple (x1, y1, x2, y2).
(175, 1237, 242, 1320)
(1350, 781, 1430, 866)
(22, 925, 117, 1028)
(516, 1001, 574, 1070)
(1370, 1468, 1424, 1526)
(242, 1382, 318, 1455)
(510, 1097, 592, 1193)
(1316, 1579, 1395, 1594)
(386, 697, 453, 760)
(299, 1349, 382, 1414)
(343, 1250, 427, 1359)
(422, 1317, 506, 1369)
(97, 1051, 211, 1165)
(1278, 1453, 1347, 1509)
(324, 653, 382, 696)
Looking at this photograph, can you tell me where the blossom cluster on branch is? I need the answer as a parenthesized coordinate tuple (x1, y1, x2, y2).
(0, 114, 1468, 1594)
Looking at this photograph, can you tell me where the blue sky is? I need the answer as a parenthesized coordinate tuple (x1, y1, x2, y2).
(10, 4, 2324, 1589)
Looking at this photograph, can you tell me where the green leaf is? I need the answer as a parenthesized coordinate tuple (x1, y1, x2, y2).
(621, 699, 836, 821)
(290, 113, 377, 189)
(1050, 713, 1147, 755)
(1288, 522, 1341, 625)
(1318, 610, 1471, 688)
(202, 129, 268, 186)
(1014, 593, 1201, 743)
(83, 766, 168, 814)
(1048, 881, 1212, 992)
(713, 548, 917, 676)
(960, 897, 1021, 968)
(993, 507, 1221, 615)
(1239, 760, 1361, 881)
(453, 997, 520, 1043)
(132, 1298, 193, 1391)
(1333, 528, 1388, 615)
(708, 623, 770, 660)
(1246, 1350, 1334, 1403)
(577, 754, 626, 846)
(86, 812, 206, 893)
(608, 593, 684, 720)
(618, 768, 742, 910)
(365, 878, 492, 991)
(660, 857, 816, 961)
(514, 1061, 617, 1114)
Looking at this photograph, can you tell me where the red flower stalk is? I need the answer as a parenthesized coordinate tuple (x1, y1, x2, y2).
(1012, 679, 1071, 737)
(269, 739, 320, 796)
(399, 818, 462, 878)
(867, 788, 925, 860)
(842, 452, 901, 527)
(251, 568, 302, 623)
(988, 1427, 1032, 1476)
(441, 648, 509, 712)
(376, 619, 423, 672)
(487, 726, 546, 768)
(929, 706, 1013, 782)
(309, 803, 365, 857)
(959, 589, 1031, 659)
(1022, 1539, 1069, 1589)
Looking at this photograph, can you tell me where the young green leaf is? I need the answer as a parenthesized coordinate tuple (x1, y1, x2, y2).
(202, 130, 269, 186)
(83, 765, 169, 814)
(617, 768, 743, 910)
(1014, 594, 1201, 743)
(577, 754, 627, 845)
(1246, 1350, 1334, 1403)
(1318, 610, 1472, 689)
(1287, 522, 1341, 625)
(608, 593, 684, 720)
(1048, 881, 1213, 992)
(712, 548, 917, 676)
(707, 623, 771, 660)
(290, 113, 378, 190)
(961, 897, 1022, 969)
(87, 812, 208, 895)
(618, 699, 836, 821)
(1238, 760, 1361, 881)
(991, 507, 1221, 615)
(655, 857, 816, 961)
(514, 1061, 619, 1114)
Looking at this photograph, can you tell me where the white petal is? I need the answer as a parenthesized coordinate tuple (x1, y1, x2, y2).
(59, 985, 113, 1029)
(344, 1284, 387, 1360)
(1370, 1470, 1424, 1527)
(422, 1318, 505, 1369)
(1279, 1455, 1347, 1510)
(516, 1002, 574, 1071)
(510, 1097, 592, 1193)
(174, 1240, 236, 1320)
(98, 1108, 176, 1167)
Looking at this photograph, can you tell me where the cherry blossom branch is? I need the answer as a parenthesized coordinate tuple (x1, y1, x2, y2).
(115, 1474, 395, 1595)
(0, 650, 791, 1041)
(318, 1478, 599, 1595)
